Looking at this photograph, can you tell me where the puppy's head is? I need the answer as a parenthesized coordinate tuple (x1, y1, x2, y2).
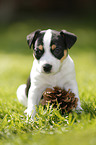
(27, 29, 77, 74)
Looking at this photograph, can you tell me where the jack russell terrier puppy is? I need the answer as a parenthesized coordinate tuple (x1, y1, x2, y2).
(17, 29, 82, 120)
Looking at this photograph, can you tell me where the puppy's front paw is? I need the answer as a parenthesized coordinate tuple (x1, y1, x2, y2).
(24, 108, 36, 120)
(24, 109, 28, 114)
(75, 106, 83, 114)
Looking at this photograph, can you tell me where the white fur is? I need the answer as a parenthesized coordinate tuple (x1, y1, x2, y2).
(17, 29, 82, 120)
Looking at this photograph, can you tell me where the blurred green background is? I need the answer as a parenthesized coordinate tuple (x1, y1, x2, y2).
(0, 0, 95, 54)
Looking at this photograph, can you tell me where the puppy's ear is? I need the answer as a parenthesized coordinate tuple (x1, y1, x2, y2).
(27, 30, 40, 48)
(60, 30, 77, 49)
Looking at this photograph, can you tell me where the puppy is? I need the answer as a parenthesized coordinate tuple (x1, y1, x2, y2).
(17, 29, 82, 119)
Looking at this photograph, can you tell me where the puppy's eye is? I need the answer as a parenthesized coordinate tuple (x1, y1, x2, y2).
(36, 49, 42, 55)
(53, 48, 61, 55)
(52, 47, 64, 59)
(34, 48, 44, 60)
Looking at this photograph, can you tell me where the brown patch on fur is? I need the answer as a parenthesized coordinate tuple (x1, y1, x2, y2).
(60, 50, 68, 62)
(51, 44, 56, 50)
(39, 45, 43, 50)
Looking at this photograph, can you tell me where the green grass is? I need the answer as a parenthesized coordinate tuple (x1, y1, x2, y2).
(0, 17, 96, 145)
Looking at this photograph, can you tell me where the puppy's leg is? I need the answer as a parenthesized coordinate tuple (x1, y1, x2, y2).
(26, 86, 45, 120)
(17, 84, 28, 107)
(64, 80, 83, 112)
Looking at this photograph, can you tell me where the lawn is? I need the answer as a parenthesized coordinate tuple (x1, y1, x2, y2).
(0, 17, 96, 145)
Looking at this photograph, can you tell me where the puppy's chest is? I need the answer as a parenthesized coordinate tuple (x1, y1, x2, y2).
(31, 55, 75, 88)
(38, 71, 68, 88)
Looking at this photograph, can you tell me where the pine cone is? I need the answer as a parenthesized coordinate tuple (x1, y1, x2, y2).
(41, 87, 78, 114)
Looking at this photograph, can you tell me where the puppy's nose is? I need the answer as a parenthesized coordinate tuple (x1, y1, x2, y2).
(43, 64, 52, 73)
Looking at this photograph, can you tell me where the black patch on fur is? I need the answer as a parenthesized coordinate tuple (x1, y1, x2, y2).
(25, 76, 31, 97)
(27, 30, 41, 48)
(50, 30, 66, 59)
(33, 32, 45, 60)
(27, 29, 77, 60)
(60, 30, 77, 49)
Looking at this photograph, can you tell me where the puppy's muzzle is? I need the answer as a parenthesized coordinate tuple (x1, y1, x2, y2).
(43, 64, 52, 73)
